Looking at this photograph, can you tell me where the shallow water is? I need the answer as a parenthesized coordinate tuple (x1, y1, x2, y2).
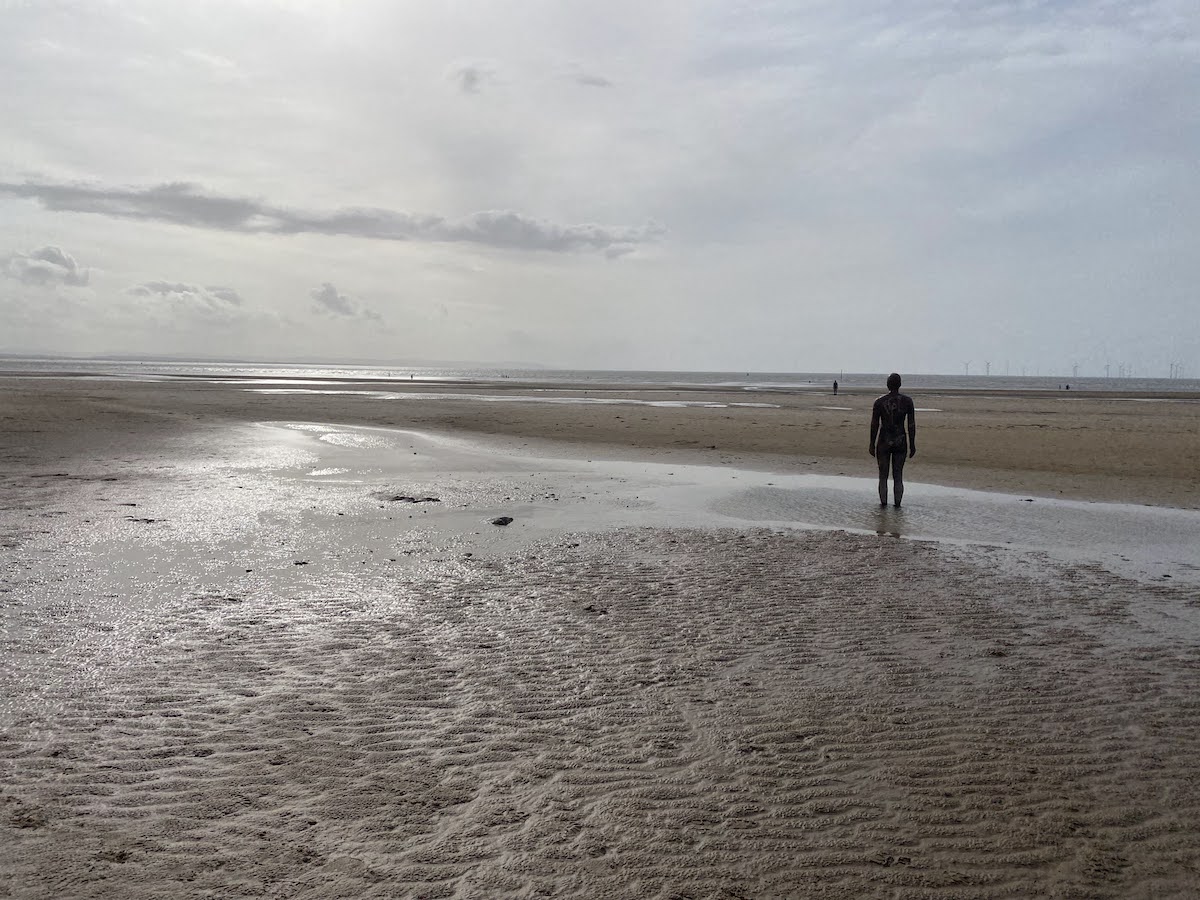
(5, 355, 1200, 394)
(265, 422, 1200, 586)
(249, 387, 780, 409)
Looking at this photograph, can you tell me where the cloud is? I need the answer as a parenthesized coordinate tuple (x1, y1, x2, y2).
(4, 245, 89, 286)
(310, 282, 381, 321)
(205, 285, 243, 305)
(572, 72, 613, 88)
(127, 280, 245, 319)
(182, 49, 237, 72)
(448, 61, 495, 94)
(0, 180, 661, 256)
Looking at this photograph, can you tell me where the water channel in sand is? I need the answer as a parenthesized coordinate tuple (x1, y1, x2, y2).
(266, 422, 1200, 588)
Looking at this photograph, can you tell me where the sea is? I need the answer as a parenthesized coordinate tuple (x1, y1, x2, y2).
(1, 356, 1197, 394)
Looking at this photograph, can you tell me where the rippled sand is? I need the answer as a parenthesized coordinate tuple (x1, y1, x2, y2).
(6, 526, 1199, 898)
(3, 384, 1200, 898)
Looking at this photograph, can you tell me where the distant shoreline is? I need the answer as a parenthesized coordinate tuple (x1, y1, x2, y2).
(3, 365, 1199, 401)
(1, 355, 1197, 392)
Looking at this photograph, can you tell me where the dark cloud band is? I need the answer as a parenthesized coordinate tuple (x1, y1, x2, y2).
(1, 180, 662, 255)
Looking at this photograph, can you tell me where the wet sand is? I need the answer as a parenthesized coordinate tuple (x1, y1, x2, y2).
(4, 374, 1200, 507)
(2, 377, 1200, 898)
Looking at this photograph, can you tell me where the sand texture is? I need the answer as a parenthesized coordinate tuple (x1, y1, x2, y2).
(3, 377, 1200, 898)
(5, 527, 1200, 898)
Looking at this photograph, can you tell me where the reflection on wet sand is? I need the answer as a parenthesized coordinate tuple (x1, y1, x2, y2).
(266, 423, 1200, 586)
(712, 477, 1200, 585)
(872, 505, 904, 538)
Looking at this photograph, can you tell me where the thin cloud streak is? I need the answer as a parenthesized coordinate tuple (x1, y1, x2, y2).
(571, 72, 613, 88)
(0, 180, 663, 255)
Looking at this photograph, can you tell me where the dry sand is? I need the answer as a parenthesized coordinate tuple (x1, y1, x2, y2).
(2, 376, 1200, 898)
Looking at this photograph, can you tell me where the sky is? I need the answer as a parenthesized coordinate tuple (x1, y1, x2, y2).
(2, 0, 1198, 375)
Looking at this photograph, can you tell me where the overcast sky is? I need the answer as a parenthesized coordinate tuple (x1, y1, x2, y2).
(2, 1, 1197, 375)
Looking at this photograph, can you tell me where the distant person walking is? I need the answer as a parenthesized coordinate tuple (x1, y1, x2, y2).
(833, 379, 838, 396)
(869, 373, 916, 508)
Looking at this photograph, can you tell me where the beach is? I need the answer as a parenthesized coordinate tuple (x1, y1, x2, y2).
(3, 375, 1199, 898)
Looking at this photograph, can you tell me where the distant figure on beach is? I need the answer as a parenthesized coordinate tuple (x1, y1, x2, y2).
(869, 373, 916, 508)
(833, 380, 838, 395)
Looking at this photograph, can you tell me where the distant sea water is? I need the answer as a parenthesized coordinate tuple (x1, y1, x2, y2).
(1, 356, 1197, 395)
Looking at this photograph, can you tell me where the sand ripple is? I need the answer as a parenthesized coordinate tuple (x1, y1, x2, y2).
(3, 529, 1199, 898)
